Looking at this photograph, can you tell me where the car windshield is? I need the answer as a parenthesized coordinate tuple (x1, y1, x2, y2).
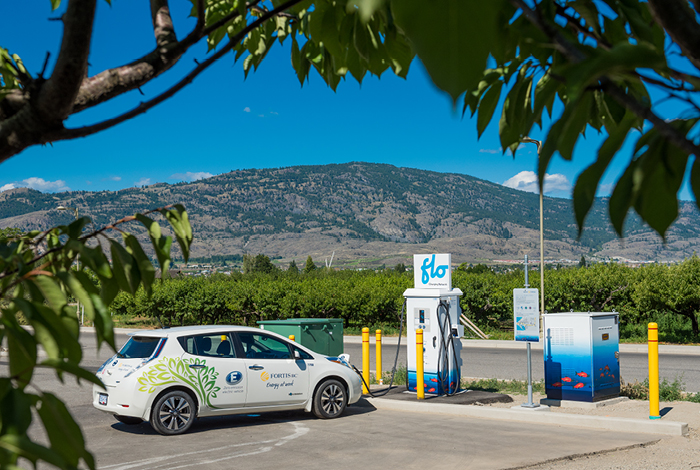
(117, 336, 161, 359)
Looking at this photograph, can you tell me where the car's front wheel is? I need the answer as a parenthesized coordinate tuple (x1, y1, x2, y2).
(313, 379, 347, 419)
(150, 390, 196, 435)
(114, 415, 143, 425)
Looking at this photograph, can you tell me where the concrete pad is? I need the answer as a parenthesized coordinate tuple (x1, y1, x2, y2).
(368, 385, 513, 405)
(541, 396, 630, 409)
(369, 396, 688, 436)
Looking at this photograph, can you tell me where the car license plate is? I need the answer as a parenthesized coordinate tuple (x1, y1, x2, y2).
(98, 393, 108, 406)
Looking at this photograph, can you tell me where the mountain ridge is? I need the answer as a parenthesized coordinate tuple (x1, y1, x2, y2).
(1, 162, 698, 267)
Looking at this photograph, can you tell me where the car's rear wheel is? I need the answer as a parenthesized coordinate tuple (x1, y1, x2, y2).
(313, 379, 347, 419)
(114, 415, 143, 425)
(150, 390, 195, 435)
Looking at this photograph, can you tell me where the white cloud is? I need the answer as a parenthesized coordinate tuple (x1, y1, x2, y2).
(270, 111, 279, 115)
(479, 148, 501, 154)
(134, 178, 152, 187)
(258, 114, 265, 118)
(171, 171, 214, 182)
(23, 177, 70, 192)
(502, 171, 571, 195)
(597, 183, 614, 197)
(108, 176, 122, 181)
(243, 107, 251, 113)
(0, 178, 69, 192)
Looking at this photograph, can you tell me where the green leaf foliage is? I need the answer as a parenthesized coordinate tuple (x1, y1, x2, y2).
(609, 120, 697, 236)
(0, 48, 28, 100)
(391, 0, 510, 103)
(0, 205, 193, 469)
(36, 393, 91, 468)
(573, 112, 636, 235)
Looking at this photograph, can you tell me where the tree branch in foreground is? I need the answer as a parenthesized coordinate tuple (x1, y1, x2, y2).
(54, 0, 304, 142)
(36, 0, 96, 121)
(648, 0, 700, 71)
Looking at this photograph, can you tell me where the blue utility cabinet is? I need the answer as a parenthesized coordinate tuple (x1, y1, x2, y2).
(543, 312, 620, 402)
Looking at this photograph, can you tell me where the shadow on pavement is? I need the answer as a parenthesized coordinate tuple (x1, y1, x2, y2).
(110, 401, 378, 435)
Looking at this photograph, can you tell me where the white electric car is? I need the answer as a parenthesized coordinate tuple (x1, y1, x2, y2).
(92, 325, 362, 435)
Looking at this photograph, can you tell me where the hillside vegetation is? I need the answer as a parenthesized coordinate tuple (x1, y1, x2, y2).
(2, 163, 700, 265)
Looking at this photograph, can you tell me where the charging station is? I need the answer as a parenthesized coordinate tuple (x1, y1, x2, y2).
(404, 254, 464, 395)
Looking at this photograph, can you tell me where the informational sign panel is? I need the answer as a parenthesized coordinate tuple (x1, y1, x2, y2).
(413, 254, 451, 289)
(514, 288, 540, 342)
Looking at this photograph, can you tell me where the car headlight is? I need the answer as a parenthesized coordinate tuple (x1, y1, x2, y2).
(326, 354, 351, 369)
(96, 354, 117, 375)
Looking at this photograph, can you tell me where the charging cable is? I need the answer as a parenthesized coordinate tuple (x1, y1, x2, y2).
(436, 300, 462, 396)
(352, 300, 406, 398)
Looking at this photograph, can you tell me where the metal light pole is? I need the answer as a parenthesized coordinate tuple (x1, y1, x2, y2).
(57, 205, 82, 325)
(521, 137, 545, 333)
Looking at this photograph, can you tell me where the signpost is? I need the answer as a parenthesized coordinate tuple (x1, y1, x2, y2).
(514, 255, 540, 408)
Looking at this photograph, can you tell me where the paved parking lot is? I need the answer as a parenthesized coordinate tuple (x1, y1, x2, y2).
(23, 365, 656, 470)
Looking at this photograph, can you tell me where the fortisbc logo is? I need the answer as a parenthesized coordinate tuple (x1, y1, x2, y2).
(260, 371, 270, 381)
(420, 254, 448, 284)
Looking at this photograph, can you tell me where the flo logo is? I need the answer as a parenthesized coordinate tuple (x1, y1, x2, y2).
(226, 371, 243, 386)
(420, 254, 449, 284)
(260, 371, 270, 381)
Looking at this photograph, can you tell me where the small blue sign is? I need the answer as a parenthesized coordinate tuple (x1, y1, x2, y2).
(226, 371, 243, 385)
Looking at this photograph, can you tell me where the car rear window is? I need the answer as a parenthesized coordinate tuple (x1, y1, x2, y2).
(178, 334, 237, 358)
(117, 336, 161, 359)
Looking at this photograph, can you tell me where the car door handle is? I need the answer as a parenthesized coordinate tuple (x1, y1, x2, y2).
(248, 365, 264, 371)
(189, 364, 206, 370)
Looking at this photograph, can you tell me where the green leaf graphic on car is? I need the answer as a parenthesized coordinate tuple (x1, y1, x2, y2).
(138, 357, 221, 408)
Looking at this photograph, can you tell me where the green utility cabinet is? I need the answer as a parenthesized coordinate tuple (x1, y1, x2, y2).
(257, 319, 344, 356)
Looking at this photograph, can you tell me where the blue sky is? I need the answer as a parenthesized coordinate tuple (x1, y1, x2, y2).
(0, 1, 692, 201)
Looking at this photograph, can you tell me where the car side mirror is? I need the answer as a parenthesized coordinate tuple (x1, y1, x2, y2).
(294, 350, 301, 360)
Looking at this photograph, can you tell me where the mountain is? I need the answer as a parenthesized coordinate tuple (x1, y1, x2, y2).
(1, 162, 699, 267)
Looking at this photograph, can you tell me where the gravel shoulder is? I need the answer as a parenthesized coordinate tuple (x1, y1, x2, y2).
(483, 393, 700, 469)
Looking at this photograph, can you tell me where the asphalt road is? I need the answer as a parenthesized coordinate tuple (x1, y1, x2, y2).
(343, 342, 700, 393)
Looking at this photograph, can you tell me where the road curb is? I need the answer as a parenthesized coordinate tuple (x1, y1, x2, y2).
(368, 397, 689, 436)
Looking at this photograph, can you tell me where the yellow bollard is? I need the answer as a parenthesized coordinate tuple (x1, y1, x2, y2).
(416, 329, 424, 400)
(362, 327, 370, 394)
(376, 329, 383, 385)
(288, 335, 295, 342)
(648, 322, 660, 419)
